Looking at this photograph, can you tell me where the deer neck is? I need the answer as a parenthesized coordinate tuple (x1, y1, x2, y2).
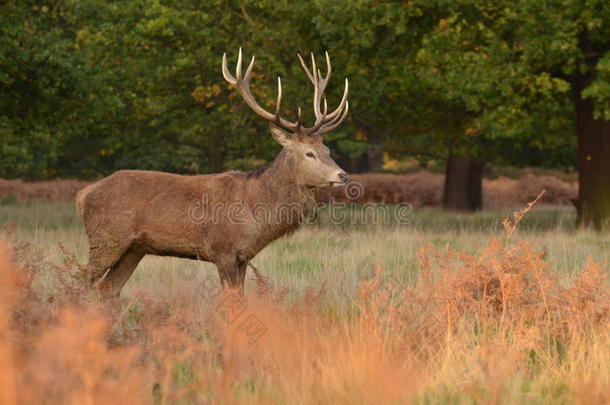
(257, 149, 316, 211)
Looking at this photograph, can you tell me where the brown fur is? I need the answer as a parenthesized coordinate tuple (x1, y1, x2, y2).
(75, 184, 95, 218)
(78, 133, 347, 296)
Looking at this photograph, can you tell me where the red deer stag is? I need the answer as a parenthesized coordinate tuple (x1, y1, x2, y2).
(76, 49, 350, 297)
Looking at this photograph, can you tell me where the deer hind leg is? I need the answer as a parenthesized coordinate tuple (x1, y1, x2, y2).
(96, 247, 144, 298)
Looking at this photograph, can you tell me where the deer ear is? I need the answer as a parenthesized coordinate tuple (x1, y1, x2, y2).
(270, 125, 294, 147)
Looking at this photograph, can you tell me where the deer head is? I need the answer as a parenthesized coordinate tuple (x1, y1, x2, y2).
(222, 49, 350, 188)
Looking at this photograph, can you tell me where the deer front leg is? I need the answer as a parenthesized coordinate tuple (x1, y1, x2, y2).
(216, 256, 248, 294)
(96, 248, 144, 299)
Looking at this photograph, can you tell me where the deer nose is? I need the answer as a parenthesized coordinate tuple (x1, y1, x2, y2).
(338, 172, 350, 183)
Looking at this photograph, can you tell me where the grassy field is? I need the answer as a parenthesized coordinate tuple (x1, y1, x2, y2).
(0, 200, 608, 404)
(0, 201, 600, 292)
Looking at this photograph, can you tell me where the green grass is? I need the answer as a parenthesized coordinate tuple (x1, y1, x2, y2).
(1, 201, 607, 302)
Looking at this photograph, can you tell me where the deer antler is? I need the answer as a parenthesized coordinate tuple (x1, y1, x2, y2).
(297, 51, 349, 135)
(222, 48, 349, 136)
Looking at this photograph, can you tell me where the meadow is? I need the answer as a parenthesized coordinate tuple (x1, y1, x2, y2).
(0, 199, 608, 404)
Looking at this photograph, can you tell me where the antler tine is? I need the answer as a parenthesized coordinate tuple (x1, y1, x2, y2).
(313, 98, 328, 126)
(314, 51, 331, 97)
(326, 78, 349, 120)
(322, 100, 346, 128)
(236, 48, 243, 80)
(310, 53, 318, 84)
(274, 76, 282, 121)
(302, 98, 329, 135)
(296, 106, 302, 130)
(324, 51, 332, 82)
(222, 49, 300, 132)
(222, 53, 237, 84)
(297, 53, 315, 84)
(244, 54, 255, 82)
(317, 100, 349, 135)
(310, 53, 322, 120)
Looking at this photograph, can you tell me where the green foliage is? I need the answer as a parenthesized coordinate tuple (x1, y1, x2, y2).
(583, 54, 610, 120)
(70, 0, 273, 173)
(0, 0, 91, 178)
(313, 0, 441, 163)
(2, 0, 610, 178)
(413, 0, 578, 166)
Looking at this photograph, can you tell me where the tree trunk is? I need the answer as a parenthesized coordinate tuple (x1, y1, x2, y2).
(210, 151, 225, 173)
(443, 153, 483, 211)
(354, 121, 383, 172)
(367, 143, 383, 172)
(208, 133, 226, 173)
(573, 91, 610, 229)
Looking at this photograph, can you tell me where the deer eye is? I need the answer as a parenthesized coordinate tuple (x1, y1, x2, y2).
(306, 152, 315, 159)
